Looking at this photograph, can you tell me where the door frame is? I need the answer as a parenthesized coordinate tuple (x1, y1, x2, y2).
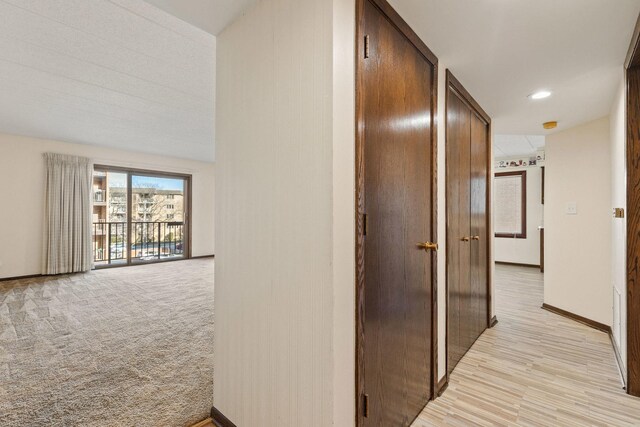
(354, 0, 439, 424)
(625, 11, 640, 397)
(444, 70, 493, 385)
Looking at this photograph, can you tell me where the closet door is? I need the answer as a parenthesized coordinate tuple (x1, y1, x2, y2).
(470, 112, 489, 340)
(446, 88, 471, 375)
(358, 0, 438, 424)
(446, 71, 491, 377)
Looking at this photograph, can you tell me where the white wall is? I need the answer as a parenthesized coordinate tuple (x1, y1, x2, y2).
(494, 165, 543, 266)
(544, 117, 612, 326)
(214, 0, 354, 425)
(436, 63, 448, 382)
(331, 0, 356, 423)
(610, 73, 627, 369)
(0, 133, 215, 279)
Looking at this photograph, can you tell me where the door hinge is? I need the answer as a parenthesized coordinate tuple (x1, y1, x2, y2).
(363, 213, 368, 236)
(364, 35, 370, 59)
(363, 393, 369, 418)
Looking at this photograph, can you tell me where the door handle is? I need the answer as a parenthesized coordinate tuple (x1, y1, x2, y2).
(472, 236, 480, 241)
(461, 236, 470, 242)
(417, 242, 438, 251)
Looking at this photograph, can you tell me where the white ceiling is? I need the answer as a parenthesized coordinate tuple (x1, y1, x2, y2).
(2, 1, 639, 162)
(0, 0, 216, 161)
(144, 0, 257, 35)
(389, 0, 640, 136)
(494, 135, 545, 158)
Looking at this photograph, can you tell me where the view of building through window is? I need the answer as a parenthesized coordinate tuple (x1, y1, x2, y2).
(92, 168, 188, 266)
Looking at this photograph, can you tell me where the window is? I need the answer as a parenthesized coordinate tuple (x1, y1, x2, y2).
(494, 171, 527, 238)
(91, 166, 191, 267)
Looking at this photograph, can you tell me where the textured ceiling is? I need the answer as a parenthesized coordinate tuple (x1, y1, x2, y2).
(389, 0, 640, 136)
(494, 135, 545, 158)
(0, 0, 216, 161)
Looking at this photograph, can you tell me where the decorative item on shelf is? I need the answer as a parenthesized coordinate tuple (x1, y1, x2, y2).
(496, 156, 537, 169)
(536, 149, 545, 166)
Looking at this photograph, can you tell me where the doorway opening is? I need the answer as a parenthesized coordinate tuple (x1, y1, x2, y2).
(493, 135, 545, 274)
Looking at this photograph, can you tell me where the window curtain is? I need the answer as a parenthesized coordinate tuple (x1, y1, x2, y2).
(42, 153, 93, 275)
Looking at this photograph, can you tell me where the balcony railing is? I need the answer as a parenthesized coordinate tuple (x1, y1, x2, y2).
(92, 221, 184, 265)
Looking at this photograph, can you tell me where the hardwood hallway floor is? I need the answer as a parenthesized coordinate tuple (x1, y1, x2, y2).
(413, 264, 640, 426)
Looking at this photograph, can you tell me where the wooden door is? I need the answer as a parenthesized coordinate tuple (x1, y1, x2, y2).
(358, 0, 437, 425)
(446, 88, 472, 374)
(445, 72, 491, 376)
(470, 112, 489, 339)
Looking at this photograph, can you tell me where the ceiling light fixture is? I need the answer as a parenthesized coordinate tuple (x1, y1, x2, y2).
(529, 90, 552, 100)
(543, 121, 558, 130)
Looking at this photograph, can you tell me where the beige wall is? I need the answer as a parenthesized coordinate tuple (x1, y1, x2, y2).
(494, 165, 544, 266)
(610, 74, 626, 368)
(214, 0, 355, 425)
(544, 117, 612, 326)
(0, 133, 215, 279)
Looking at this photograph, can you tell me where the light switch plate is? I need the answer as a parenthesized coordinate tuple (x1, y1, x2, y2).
(566, 202, 577, 215)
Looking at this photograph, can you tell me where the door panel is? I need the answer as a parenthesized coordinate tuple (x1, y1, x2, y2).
(446, 89, 471, 374)
(362, 0, 435, 425)
(470, 112, 489, 339)
(446, 83, 489, 375)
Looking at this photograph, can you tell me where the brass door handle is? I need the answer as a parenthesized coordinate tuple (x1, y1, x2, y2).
(472, 236, 480, 241)
(417, 242, 438, 251)
(461, 236, 470, 242)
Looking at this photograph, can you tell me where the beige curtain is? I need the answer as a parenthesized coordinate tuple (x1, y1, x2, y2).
(42, 153, 93, 275)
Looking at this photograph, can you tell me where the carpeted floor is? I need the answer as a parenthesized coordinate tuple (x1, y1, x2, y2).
(0, 259, 214, 427)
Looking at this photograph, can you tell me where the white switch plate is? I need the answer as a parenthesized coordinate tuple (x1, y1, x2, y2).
(566, 202, 577, 215)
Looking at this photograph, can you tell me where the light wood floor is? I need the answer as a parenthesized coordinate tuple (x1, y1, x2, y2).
(190, 418, 214, 427)
(413, 264, 640, 426)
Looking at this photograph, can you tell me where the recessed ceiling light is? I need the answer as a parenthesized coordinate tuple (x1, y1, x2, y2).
(529, 90, 552, 100)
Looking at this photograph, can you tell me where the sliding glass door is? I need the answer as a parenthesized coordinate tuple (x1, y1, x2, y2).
(92, 166, 191, 268)
(130, 174, 186, 263)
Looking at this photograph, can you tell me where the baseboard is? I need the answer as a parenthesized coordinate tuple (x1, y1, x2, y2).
(0, 273, 43, 282)
(541, 303, 626, 387)
(1, 256, 216, 281)
(211, 406, 237, 427)
(436, 375, 449, 397)
(495, 261, 540, 268)
(490, 315, 498, 328)
(541, 303, 610, 333)
(608, 330, 627, 388)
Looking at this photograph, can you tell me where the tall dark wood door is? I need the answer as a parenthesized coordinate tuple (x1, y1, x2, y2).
(470, 112, 489, 342)
(360, 1, 437, 425)
(446, 89, 471, 374)
(446, 77, 490, 376)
